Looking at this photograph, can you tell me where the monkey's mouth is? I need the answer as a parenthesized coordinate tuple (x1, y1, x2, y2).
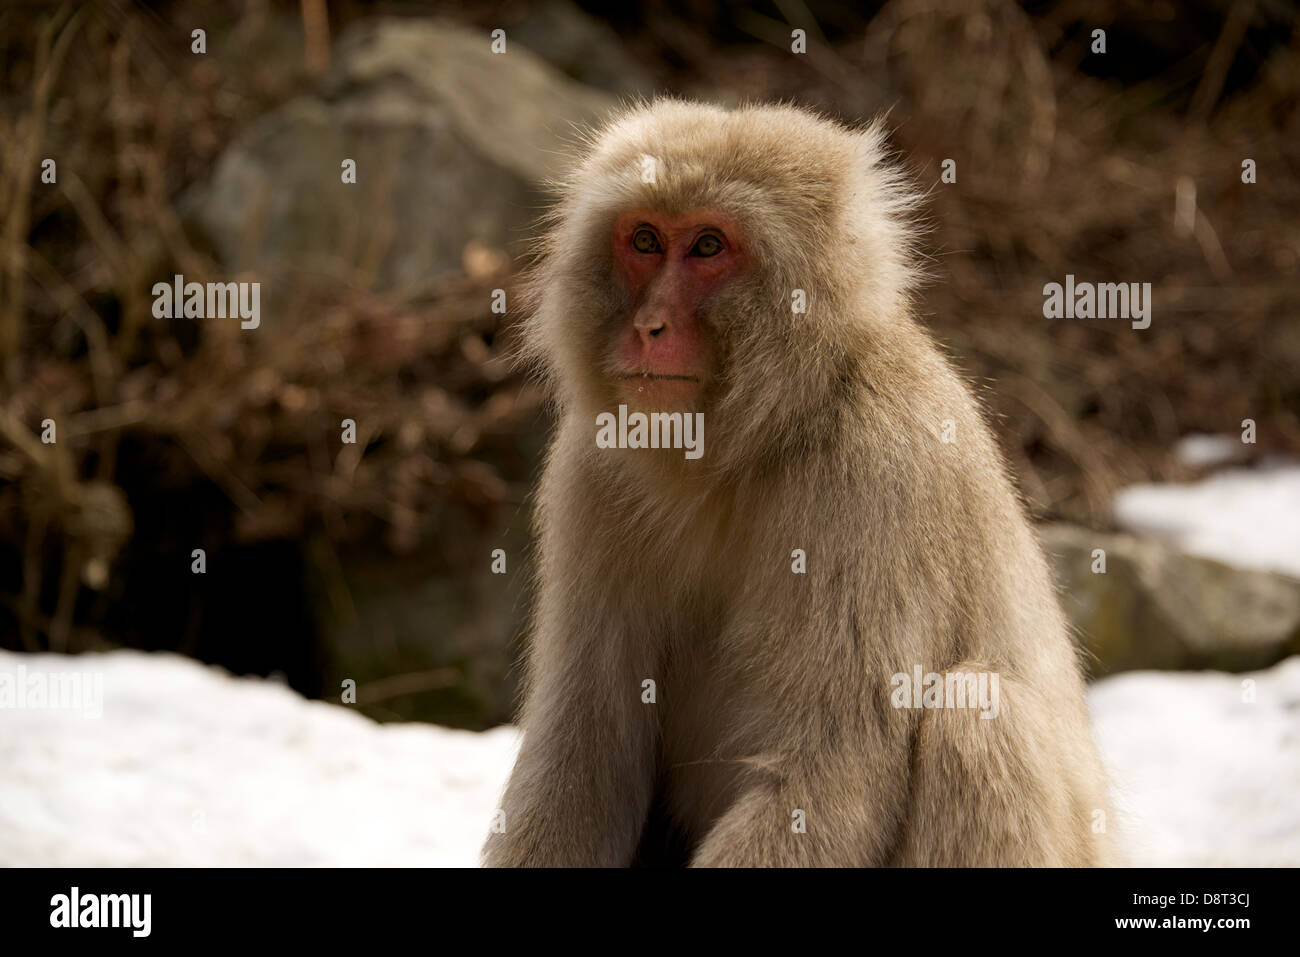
(616, 372, 703, 407)
(618, 373, 700, 383)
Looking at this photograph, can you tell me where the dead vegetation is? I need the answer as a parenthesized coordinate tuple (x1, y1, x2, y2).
(0, 4, 542, 660)
(1, 3, 1297, 719)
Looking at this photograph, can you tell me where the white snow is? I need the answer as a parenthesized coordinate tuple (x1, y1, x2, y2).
(1171, 433, 1251, 469)
(0, 650, 518, 867)
(1089, 657, 1300, 867)
(1113, 461, 1300, 579)
(2, 648, 1297, 867)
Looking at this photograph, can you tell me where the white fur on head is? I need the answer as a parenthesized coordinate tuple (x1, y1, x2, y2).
(524, 99, 926, 468)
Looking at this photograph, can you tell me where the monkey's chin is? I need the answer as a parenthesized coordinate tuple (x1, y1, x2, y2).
(616, 374, 703, 410)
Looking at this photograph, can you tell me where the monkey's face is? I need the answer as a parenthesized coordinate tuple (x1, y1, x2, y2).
(525, 101, 923, 471)
(608, 207, 748, 411)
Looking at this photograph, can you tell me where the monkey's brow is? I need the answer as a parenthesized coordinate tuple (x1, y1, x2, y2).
(631, 221, 725, 237)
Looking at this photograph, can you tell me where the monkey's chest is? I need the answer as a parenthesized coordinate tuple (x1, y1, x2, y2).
(654, 649, 755, 841)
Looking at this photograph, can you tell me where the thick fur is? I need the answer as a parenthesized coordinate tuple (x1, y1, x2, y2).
(483, 100, 1116, 867)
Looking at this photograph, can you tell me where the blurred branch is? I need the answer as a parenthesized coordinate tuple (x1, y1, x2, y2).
(0, 5, 83, 387)
(25, 246, 117, 405)
(354, 668, 461, 705)
(300, 0, 330, 75)
(1188, 1, 1256, 125)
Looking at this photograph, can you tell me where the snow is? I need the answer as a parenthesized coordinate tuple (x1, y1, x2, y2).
(2, 647, 1297, 866)
(1171, 432, 1251, 469)
(1113, 461, 1300, 579)
(1089, 657, 1300, 867)
(0, 650, 518, 867)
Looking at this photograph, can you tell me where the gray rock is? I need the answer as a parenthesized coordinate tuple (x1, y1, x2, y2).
(1040, 522, 1300, 675)
(505, 0, 656, 97)
(189, 18, 615, 296)
(305, 518, 531, 730)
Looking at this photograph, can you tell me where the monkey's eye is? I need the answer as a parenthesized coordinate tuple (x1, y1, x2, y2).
(690, 234, 724, 257)
(632, 229, 662, 254)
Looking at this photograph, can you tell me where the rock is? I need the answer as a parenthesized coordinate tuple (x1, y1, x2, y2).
(505, 0, 656, 97)
(1040, 523, 1300, 675)
(188, 18, 615, 297)
(306, 515, 532, 730)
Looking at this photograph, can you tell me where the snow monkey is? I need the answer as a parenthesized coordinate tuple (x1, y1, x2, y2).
(483, 100, 1115, 867)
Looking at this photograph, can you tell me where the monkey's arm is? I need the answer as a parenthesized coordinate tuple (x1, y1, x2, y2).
(688, 747, 907, 867)
(481, 585, 661, 867)
(482, 459, 659, 867)
(685, 563, 914, 868)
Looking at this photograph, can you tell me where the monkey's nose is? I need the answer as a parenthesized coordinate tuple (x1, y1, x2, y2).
(636, 320, 666, 346)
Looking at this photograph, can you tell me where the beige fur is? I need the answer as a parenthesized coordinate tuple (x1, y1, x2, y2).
(482, 100, 1116, 867)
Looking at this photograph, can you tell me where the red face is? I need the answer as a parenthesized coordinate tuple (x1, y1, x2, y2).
(611, 208, 748, 408)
